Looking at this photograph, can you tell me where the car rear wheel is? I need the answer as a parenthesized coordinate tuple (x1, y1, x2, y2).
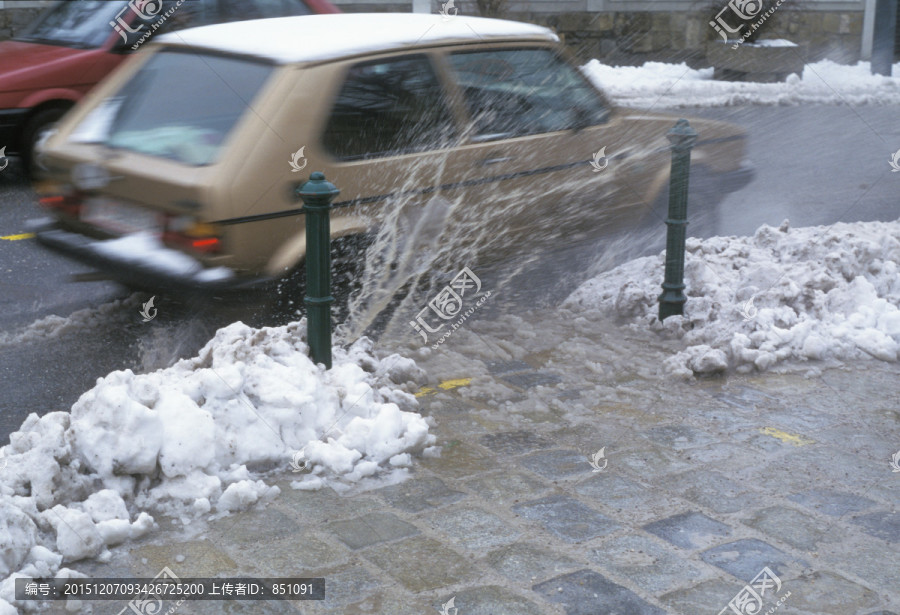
(23, 106, 69, 178)
(274, 233, 374, 317)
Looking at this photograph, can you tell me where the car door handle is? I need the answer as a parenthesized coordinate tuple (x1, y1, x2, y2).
(478, 156, 514, 166)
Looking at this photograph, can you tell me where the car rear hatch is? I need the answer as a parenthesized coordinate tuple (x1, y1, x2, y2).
(34, 46, 279, 291)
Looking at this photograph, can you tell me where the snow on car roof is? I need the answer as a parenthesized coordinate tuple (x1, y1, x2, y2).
(156, 13, 558, 64)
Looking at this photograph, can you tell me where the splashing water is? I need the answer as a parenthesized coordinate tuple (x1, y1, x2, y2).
(333, 136, 667, 346)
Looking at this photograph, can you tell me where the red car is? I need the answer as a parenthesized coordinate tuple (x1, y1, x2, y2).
(0, 0, 339, 175)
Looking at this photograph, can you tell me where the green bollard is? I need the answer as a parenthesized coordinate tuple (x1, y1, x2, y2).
(658, 119, 698, 321)
(296, 171, 340, 369)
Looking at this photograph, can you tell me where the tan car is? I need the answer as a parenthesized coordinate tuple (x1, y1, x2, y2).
(34, 13, 753, 292)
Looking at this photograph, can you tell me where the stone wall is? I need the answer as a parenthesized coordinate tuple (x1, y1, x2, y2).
(0, 2, 48, 41)
(518, 9, 863, 65)
(0, 0, 865, 65)
(332, 0, 865, 65)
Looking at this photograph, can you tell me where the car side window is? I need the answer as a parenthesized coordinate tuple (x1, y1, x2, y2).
(447, 48, 609, 141)
(322, 55, 457, 160)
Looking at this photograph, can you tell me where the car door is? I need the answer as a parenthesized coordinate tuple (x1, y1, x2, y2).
(316, 53, 462, 257)
(432, 45, 647, 256)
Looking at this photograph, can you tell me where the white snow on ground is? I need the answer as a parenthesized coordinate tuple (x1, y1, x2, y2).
(563, 219, 900, 378)
(582, 59, 900, 107)
(0, 320, 433, 611)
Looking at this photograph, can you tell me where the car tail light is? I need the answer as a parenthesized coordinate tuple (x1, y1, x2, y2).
(163, 215, 222, 254)
(39, 194, 82, 217)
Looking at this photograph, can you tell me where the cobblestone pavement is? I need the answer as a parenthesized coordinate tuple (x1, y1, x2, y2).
(48, 304, 900, 615)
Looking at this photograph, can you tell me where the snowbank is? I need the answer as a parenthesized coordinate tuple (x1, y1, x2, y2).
(582, 59, 900, 108)
(0, 320, 433, 611)
(564, 219, 900, 377)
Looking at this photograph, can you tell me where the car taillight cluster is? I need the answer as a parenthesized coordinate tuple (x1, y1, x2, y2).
(162, 215, 222, 254)
(38, 194, 82, 217)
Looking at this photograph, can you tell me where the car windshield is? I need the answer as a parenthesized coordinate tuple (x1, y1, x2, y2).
(68, 50, 275, 166)
(15, 0, 128, 49)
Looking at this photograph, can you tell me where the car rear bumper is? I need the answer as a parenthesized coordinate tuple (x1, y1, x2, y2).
(35, 224, 272, 294)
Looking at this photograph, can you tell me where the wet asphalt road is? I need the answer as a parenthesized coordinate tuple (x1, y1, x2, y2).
(0, 104, 898, 442)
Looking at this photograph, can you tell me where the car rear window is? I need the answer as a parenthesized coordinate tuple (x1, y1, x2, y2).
(448, 48, 609, 141)
(322, 55, 457, 160)
(69, 50, 274, 166)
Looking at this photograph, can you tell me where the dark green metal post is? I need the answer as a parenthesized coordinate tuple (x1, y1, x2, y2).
(871, 0, 897, 76)
(296, 172, 339, 369)
(658, 119, 698, 321)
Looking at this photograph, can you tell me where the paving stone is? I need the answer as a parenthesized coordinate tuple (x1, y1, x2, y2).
(479, 430, 554, 455)
(681, 441, 760, 467)
(362, 537, 474, 592)
(785, 570, 880, 614)
(466, 471, 551, 505)
(485, 359, 533, 374)
(643, 424, 718, 449)
(420, 438, 496, 478)
(711, 385, 778, 410)
(128, 540, 238, 578)
(614, 446, 695, 482)
(436, 585, 546, 615)
(423, 506, 520, 551)
(302, 564, 382, 610)
(485, 542, 581, 583)
(659, 577, 749, 615)
(575, 473, 684, 523)
(642, 511, 732, 550)
(813, 422, 899, 459)
(341, 592, 433, 615)
(700, 538, 805, 582)
(518, 449, 590, 479)
(326, 511, 419, 550)
(500, 371, 562, 389)
(762, 405, 841, 432)
(513, 495, 621, 543)
(663, 470, 758, 514)
(742, 506, 841, 551)
(221, 531, 346, 575)
(273, 486, 377, 525)
(820, 538, 900, 594)
(588, 534, 711, 595)
(533, 569, 665, 615)
(373, 476, 466, 513)
(787, 446, 887, 485)
(788, 489, 877, 517)
(851, 511, 900, 543)
(208, 504, 303, 544)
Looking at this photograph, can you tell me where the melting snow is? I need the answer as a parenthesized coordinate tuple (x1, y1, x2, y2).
(583, 59, 900, 107)
(563, 219, 900, 377)
(0, 321, 434, 611)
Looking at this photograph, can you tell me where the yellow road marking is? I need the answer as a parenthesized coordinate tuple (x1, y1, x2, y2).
(415, 378, 472, 397)
(0, 233, 35, 241)
(760, 427, 815, 446)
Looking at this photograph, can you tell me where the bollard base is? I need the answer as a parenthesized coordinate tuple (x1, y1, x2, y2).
(658, 284, 686, 321)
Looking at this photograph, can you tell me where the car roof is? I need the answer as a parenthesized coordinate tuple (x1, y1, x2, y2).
(156, 13, 558, 64)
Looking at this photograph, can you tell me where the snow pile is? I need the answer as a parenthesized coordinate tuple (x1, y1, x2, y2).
(564, 219, 900, 377)
(0, 320, 433, 611)
(583, 59, 900, 107)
